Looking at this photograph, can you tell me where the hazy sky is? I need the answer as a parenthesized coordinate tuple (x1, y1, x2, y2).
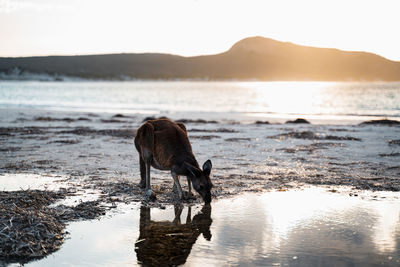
(1, 0, 399, 61)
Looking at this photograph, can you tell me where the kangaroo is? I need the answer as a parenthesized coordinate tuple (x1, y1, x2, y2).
(134, 118, 213, 203)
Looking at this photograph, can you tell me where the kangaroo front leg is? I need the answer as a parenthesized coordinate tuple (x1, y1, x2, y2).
(172, 171, 184, 200)
(186, 176, 195, 199)
(187, 176, 193, 195)
(139, 157, 146, 188)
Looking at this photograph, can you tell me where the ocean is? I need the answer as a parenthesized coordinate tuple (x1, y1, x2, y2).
(1, 81, 399, 123)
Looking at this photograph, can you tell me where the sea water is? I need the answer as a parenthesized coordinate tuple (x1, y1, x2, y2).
(1, 81, 399, 123)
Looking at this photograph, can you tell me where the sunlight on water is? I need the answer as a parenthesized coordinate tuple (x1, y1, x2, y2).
(241, 81, 331, 115)
(1, 81, 399, 122)
(241, 81, 400, 118)
(21, 187, 400, 267)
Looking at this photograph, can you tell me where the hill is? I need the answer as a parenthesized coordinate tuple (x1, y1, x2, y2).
(1, 37, 400, 81)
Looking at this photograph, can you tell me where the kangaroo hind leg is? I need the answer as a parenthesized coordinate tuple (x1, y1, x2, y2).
(135, 122, 156, 200)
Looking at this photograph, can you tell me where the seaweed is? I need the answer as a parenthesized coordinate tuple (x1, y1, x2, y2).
(0, 189, 107, 264)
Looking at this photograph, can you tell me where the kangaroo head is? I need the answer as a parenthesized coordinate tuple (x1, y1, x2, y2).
(186, 160, 213, 203)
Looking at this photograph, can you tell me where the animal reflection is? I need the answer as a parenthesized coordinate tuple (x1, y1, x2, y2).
(135, 204, 212, 266)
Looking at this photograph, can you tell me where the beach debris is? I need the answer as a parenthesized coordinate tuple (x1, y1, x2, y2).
(0, 146, 21, 152)
(176, 119, 218, 124)
(189, 128, 238, 133)
(59, 127, 135, 139)
(0, 190, 66, 262)
(0, 127, 47, 136)
(34, 117, 75, 123)
(379, 152, 400, 157)
(278, 142, 346, 154)
(50, 139, 80, 145)
(388, 139, 400, 146)
(100, 119, 125, 123)
(0, 189, 107, 264)
(189, 135, 220, 140)
(225, 137, 251, 142)
(267, 131, 361, 141)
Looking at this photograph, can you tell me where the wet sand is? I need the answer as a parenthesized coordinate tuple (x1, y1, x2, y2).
(1, 108, 400, 264)
(1, 108, 399, 197)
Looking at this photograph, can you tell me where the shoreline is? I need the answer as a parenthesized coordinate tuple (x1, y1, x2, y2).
(2, 106, 400, 126)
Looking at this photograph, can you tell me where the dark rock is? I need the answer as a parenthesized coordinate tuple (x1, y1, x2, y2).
(142, 116, 169, 122)
(388, 139, 400, 146)
(34, 116, 55, 121)
(255, 120, 270, 125)
(112, 114, 125, 118)
(176, 119, 218, 124)
(100, 119, 124, 123)
(285, 118, 310, 124)
(360, 119, 400, 126)
(61, 118, 74, 123)
(77, 117, 91, 121)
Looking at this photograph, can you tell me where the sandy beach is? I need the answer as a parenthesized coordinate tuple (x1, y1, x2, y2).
(1, 107, 399, 196)
(1, 106, 400, 265)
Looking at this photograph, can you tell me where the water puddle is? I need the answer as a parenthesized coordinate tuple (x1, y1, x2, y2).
(0, 173, 67, 191)
(10, 186, 399, 267)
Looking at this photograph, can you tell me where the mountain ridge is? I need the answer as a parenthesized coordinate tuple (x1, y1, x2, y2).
(1, 36, 399, 81)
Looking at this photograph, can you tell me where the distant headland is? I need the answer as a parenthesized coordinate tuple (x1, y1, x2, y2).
(1, 36, 400, 81)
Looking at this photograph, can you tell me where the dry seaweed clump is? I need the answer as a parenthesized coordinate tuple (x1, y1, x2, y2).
(0, 190, 107, 264)
(0, 190, 65, 263)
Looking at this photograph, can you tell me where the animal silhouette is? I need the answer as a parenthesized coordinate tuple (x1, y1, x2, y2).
(135, 204, 212, 266)
(135, 118, 213, 202)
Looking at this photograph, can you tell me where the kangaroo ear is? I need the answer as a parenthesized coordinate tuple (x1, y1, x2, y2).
(202, 160, 212, 176)
(184, 162, 202, 178)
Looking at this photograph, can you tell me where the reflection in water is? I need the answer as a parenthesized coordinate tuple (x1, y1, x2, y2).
(191, 188, 400, 266)
(135, 204, 212, 266)
(14, 187, 400, 267)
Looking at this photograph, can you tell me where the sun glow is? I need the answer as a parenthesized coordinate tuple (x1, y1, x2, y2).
(0, 0, 399, 61)
(241, 81, 331, 115)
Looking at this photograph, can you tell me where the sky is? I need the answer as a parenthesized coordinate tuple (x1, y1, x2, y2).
(1, 0, 400, 61)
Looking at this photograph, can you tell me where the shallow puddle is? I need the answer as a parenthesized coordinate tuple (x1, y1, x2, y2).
(0, 173, 66, 191)
(7, 187, 400, 266)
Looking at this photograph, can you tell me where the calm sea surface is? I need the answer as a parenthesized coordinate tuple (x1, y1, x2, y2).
(1, 81, 399, 122)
